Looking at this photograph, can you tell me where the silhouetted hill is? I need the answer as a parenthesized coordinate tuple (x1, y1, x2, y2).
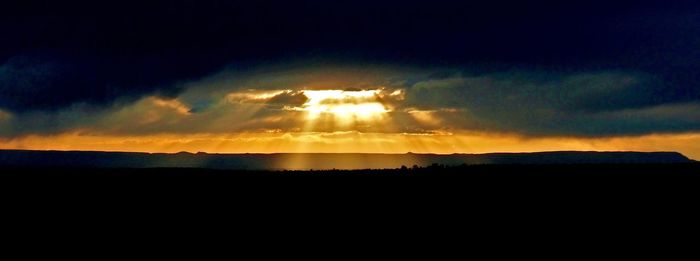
(0, 150, 692, 170)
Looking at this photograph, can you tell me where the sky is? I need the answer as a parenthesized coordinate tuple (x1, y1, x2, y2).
(1, 0, 700, 159)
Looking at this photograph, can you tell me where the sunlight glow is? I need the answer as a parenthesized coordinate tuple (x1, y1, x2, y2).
(3, 132, 699, 160)
(300, 90, 389, 121)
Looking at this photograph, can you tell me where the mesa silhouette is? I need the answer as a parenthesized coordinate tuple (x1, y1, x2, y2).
(0, 150, 692, 170)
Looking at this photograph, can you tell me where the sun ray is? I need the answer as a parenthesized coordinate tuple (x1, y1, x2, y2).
(295, 89, 393, 133)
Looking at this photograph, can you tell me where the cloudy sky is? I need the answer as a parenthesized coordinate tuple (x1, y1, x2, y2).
(1, 0, 700, 158)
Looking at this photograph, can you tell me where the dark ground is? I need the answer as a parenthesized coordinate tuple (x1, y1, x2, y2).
(3, 163, 699, 195)
(4, 163, 699, 228)
(3, 163, 699, 252)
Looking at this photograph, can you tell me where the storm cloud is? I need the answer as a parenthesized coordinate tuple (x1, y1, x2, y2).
(1, 0, 700, 139)
(404, 71, 700, 136)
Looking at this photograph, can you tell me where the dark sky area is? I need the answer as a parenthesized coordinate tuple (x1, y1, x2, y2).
(1, 0, 699, 139)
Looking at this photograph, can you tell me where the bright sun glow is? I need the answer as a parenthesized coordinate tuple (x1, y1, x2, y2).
(300, 90, 389, 121)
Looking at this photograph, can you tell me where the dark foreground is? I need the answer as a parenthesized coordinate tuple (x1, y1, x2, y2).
(4, 163, 699, 212)
(3, 163, 699, 193)
(4, 164, 699, 244)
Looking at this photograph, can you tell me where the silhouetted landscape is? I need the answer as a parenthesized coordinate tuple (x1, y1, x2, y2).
(2, 149, 698, 205)
(0, 149, 694, 170)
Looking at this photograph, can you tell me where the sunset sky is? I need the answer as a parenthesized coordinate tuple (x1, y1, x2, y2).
(1, 1, 700, 159)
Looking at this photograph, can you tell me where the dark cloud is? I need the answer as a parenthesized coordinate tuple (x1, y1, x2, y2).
(266, 91, 308, 107)
(408, 71, 663, 112)
(404, 71, 700, 136)
(2, 1, 699, 112)
(1, 0, 700, 138)
(0, 54, 217, 112)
